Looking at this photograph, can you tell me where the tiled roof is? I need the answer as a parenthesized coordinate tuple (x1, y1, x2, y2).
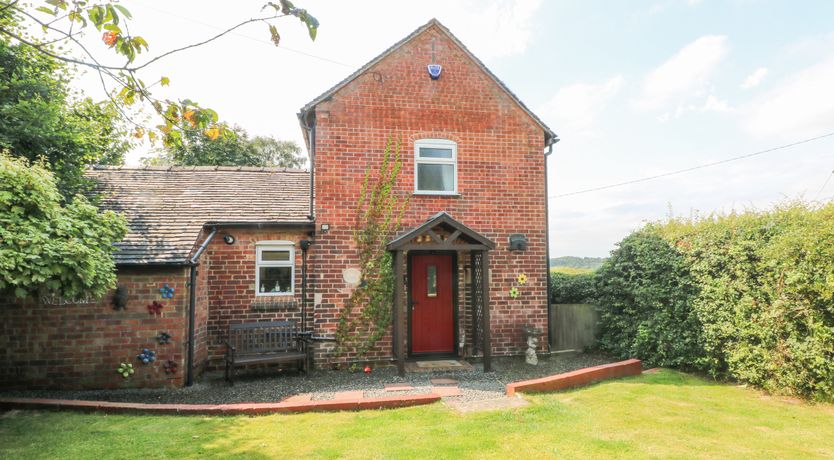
(86, 166, 312, 265)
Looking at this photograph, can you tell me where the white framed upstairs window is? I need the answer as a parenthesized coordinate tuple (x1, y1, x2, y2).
(414, 139, 457, 195)
(255, 241, 295, 296)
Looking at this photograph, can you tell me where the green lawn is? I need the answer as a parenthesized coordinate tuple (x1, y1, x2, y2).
(1, 369, 832, 459)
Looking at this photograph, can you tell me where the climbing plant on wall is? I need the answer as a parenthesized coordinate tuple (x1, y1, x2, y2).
(335, 137, 409, 359)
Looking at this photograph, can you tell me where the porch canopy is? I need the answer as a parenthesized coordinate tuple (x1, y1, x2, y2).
(386, 212, 496, 376)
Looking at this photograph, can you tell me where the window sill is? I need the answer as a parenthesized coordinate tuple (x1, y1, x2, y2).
(250, 299, 298, 312)
(412, 192, 462, 198)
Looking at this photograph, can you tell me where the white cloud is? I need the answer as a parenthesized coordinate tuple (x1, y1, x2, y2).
(657, 94, 733, 122)
(646, 0, 702, 16)
(700, 94, 731, 112)
(636, 35, 728, 111)
(743, 58, 834, 139)
(741, 67, 768, 89)
(445, 0, 543, 60)
(540, 76, 624, 138)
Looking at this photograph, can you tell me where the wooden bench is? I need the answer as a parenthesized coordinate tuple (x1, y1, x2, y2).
(225, 320, 308, 384)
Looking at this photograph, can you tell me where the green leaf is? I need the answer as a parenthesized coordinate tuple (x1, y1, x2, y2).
(303, 14, 319, 41)
(103, 23, 121, 33)
(35, 6, 57, 15)
(132, 36, 149, 51)
(87, 6, 103, 30)
(268, 24, 280, 46)
(113, 4, 132, 19)
(160, 76, 170, 86)
(279, 0, 295, 14)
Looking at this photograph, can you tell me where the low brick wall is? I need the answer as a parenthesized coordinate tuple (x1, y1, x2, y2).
(0, 394, 442, 416)
(506, 359, 642, 396)
(0, 267, 190, 390)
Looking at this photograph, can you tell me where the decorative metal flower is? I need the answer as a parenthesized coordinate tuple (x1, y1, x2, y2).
(159, 284, 175, 299)
(116, 362, 134, 378)
(137, 348, 156, 364)
(156, 331, 172, 345)
(163, 360, 178, 374)
(147, 301, 164, 315)
(517, 273, 528, 285)
(509, 287, 520, 298)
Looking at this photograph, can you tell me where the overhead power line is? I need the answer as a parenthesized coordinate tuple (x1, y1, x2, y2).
(135, 4, 355, 68)
(550, 131, 834, 199)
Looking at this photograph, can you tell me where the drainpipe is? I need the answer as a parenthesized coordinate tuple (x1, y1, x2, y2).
(544, 137, 559, 351)
(186, 226, 217, 387)
(299, 110, 316, 220)
(299, 239, 312, 333)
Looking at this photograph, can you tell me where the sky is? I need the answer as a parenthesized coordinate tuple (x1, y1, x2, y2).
(61, 0, 834, 258)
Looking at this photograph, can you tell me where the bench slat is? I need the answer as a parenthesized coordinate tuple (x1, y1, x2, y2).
(233, 352, 308, 365)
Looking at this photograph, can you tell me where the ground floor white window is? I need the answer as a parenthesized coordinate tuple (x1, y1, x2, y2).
(255, 241, 294, 296)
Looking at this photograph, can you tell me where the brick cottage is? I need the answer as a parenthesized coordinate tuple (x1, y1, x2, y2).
(0, 19, 558, 389)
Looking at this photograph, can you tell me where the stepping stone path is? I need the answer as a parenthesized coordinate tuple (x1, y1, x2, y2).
(283, 383, 464, 402)
(283, 394, 312, 403)
(446, 396, 529, 413)
(332, 390, 364, 400)
(431, 386, 462, 397)
(384, 384, 414, 392)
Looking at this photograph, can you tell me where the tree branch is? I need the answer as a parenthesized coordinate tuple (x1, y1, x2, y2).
(0, 0, 20, 14)
(6, 2, 289, 73)
(0, 24, 127, 71)
(131, 13, 287, 71)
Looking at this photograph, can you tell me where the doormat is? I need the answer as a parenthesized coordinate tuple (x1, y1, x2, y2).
(416, 360, 463, 369)
(406, 360, 474, 372)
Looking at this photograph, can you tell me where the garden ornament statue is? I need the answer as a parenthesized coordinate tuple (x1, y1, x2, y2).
(526, 336, 539, 365)
(522, 325, 542, 365)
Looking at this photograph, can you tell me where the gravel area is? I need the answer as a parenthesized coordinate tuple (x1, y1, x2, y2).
(0, 352, 618, 405)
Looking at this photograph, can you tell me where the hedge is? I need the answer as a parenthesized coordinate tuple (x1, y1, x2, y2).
(595, 202, 834, 401)
(550, 272, 596, 304)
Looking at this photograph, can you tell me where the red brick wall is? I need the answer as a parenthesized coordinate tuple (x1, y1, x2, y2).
(311, 25, 548, 363)
(0, 267, 190, 390)
(201, 228, 311, 368)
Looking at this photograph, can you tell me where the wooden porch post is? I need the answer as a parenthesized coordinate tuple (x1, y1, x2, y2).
(393, 250, 406, 377)
(481, 249, 492, 372)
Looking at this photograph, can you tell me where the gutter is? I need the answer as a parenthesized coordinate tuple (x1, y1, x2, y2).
(185, 226, 217, 387)
(115, 261, 191, 268)
(201, 221, 315, 229)
(543, 136, 559, 350)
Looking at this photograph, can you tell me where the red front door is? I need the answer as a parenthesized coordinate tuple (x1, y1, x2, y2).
(410, 254, 455, 354)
